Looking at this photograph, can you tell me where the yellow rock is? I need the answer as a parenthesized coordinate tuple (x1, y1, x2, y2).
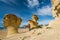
(28, 20, 38, 29)
(3, 14, 22, 37)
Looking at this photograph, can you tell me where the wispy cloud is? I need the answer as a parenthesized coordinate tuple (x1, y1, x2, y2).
(0, 0, 17, 5)
(27, 0, 39, 8)
(0, 0, 10, 4)
(33, 5, 53, 25)
(9, 0, 18, 5)
(38, 19, 53, 25)
(35, 5, 52, 16)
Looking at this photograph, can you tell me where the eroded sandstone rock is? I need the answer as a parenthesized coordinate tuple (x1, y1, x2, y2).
(48, 0, 60, 28)
(28, 15, 38, 30)
(3, 14, 22, 37)
(32, 15, 38, 22)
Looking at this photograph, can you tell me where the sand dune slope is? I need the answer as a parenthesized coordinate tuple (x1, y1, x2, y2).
(2, 26, 60, 40)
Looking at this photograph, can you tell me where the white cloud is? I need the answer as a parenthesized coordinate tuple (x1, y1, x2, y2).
(27, 0, 39, 8)
(35, 6, 52, 16)
(38, 19, 53, 25)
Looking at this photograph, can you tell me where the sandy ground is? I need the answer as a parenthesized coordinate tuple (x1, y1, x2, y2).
(1, 26, 60, 40)
(0, 28, 29, 40)
(0, 30, 6, 40)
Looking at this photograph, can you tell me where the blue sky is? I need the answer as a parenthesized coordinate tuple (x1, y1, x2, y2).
(0, 0, 54, 27)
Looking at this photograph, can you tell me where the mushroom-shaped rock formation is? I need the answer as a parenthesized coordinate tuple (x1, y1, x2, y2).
(3, 14, 22, 37)
(28, 20, 38, 30)
(32, 15, 38, 22)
